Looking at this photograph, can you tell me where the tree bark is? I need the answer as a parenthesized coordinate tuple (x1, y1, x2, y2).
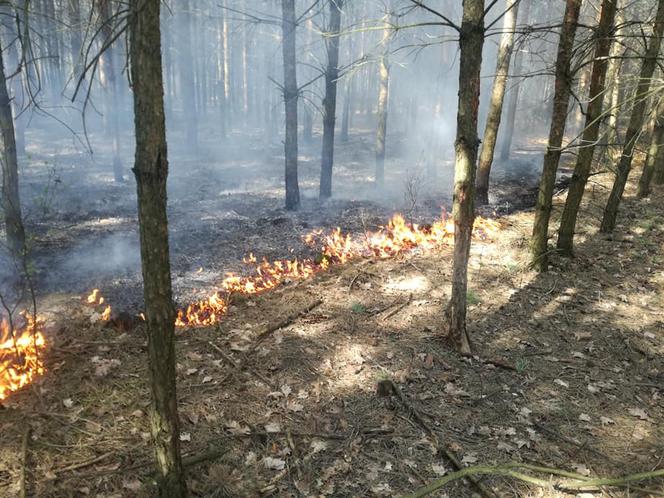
(655, 120, 664, 185)
(281, 0, 300, 210)
(128, 0, 187, 495)
(68, 0, 84, 91)
(601, 0, 664, 232)
(0, 34, 26, 258)
(499, 0, 530, 161)
(601, 1, 624, 164)
(475, 0, 520, 205)
(529, 0, 582, 271)
(445, 0, 485, 356)
(340, 75, 352, 143)
(637, 96, 664, 197)
(556, 0, 617, 255)
(97, 0, 123, 182)
(319, 0, 344, 200)
(180, 0, 198, 148)
(375, 11, 392, 190)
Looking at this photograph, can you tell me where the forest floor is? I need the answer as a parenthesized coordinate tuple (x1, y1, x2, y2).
(1, 158, 663, 497)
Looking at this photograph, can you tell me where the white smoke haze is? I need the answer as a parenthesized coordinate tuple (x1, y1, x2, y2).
(0, 0, 586, 307)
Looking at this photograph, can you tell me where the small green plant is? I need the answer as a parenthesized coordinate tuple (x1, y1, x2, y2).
(504, 259, 520, 274)
(350, 302, 366, 314)
(515, 358, 529, 374)
(466, 289, 480, 305)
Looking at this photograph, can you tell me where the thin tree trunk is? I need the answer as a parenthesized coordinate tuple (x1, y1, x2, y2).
(499, 0, 530, 161)
(601, 1, 624, 164)
(68, 0, 84, 90)
(637, 96, 664, 197)
(0, 35, 26, 258)
(445, 0, 485, 356)
(340, 75, 352, 143)
(128, 0, 187, 495)
(302, 17, 314, 144)
(319, 0, 343, 200)
(98, 0, 123, 182)
(282, 0, 300, 210)
(222, 0, 231, 132)
(655, 124, 664, 185)
(601, 0, 664, 232)
(375, 11, 392, 189)
(180, 0, 198, 147)
(218, 5, 227, 138)
(529, 0, 582, 271)
(475, 0, 520, 205)
(241, 0, 249, 126)
(556, 0, 617, 255)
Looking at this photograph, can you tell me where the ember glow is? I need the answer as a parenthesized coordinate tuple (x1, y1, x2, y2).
(0, 313, 46, 401)
(175, 213, 502, 326)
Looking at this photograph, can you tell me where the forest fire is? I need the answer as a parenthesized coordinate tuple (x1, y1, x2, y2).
(175, 213, 502, 326)
(0, 313, 46, 401)
(1, 213, 500, 401)
(87, 289, 112, 322)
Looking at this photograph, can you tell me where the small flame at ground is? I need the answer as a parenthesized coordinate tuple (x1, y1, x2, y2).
(175, 213, 501, 326)
(87, 289, 113, 321)
(1, 212, 501, 402)
(0, 313, 46, 401)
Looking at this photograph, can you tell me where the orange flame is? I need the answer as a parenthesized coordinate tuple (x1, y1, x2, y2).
(0, 313, 46, 401)
(1, 212, 502, 402)
(174, 213, 501, 326)
(87, 289, 112, 322)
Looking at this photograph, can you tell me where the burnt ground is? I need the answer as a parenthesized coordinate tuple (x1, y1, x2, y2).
(2, 122, 663, 497)
(2, 116, 548, 313)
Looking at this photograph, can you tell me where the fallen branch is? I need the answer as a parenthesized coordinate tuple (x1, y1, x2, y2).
(533, 421, 612, 462)
(54, 451, 114, 474)
(381, 293, 413, 320)
(208, 341, 276, 389)
(216, 299, 323, 386)
(181, 446, 229, 468)
(402, 463, 664, 498)
(242, 298, 323, 358)
(380, 379, 499, 498)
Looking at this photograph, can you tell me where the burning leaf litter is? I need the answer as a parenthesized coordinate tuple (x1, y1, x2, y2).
(1, 212, 502, 402)
(0, 312, 46, 401)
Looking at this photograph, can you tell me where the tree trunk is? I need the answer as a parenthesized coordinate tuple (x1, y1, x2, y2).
(340, 75, 352, 143)
(655, 126, 664, 185)
(68, 0, 84, 90)
(475, 0, 520, 205)
(375, 11, 392, 190)
(97, 0, 123, 182)
(445, 0, 485, 356)
(218, 5, 227, 138)
(281, 0, 300, 210)
(180, 0, 198, 147)
(601, 0, 664, 232)
(529, 0, 582, 271)
(222, 0, 231, 132)
(499, 0, 530, 161)
(128, 0, 187, 495)
(601, 1, 624, 164)
(0, 35, 26, 258)
(637, 96, 664, 197)
(241, 0, 249, 127)
(556, 0, 617, 255)
(319, 0, 343, 200)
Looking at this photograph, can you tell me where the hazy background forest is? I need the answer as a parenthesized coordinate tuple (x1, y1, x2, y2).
(2, 0, 571, 303)
(1, 0, 664, 496)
